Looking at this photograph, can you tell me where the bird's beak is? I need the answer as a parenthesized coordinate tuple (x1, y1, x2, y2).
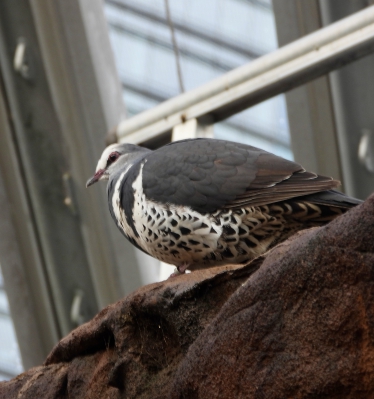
(86, 169, 104, 188)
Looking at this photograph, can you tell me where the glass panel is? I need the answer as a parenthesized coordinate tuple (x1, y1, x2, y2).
(0, 266, 23, 381)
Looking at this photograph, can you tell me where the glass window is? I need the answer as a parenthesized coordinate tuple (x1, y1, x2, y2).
(0, 266, 23, 381)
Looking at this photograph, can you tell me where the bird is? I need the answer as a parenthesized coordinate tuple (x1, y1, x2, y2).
(86, 138, 362, 274)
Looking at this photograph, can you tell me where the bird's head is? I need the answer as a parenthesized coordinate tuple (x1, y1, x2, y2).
(86, 143, 150, 188)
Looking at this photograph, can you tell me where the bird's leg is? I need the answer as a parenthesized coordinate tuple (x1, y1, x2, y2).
(178, 263, 189, 273)
(168, 263, 190, 278)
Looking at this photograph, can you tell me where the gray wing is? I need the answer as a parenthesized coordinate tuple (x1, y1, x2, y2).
(142, 138, 339, 213)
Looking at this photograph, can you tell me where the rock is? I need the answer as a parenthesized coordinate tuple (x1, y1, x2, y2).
(171, 194, 374, 399)
(1, 195, 374, 399)
(0, 262, 260, 399)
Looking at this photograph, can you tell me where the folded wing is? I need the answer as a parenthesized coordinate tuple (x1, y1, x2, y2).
(142, 139, 340, 213)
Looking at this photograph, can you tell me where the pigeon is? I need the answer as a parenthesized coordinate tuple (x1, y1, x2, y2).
(86, 138, 362, 274)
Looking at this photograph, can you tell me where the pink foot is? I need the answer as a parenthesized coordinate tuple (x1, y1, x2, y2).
(168, 263, 189, 278)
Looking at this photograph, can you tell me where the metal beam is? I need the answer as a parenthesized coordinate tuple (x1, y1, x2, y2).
(0, 0, 144, 367)
(29, 0, 144, 305)
(172, 118, 214, 141)
(122, 80, 290, 148)
(0, 83, 55, 367)
(273, 0, 342, 182)
(0, 0, 75, 358)
(116, 5, 374, 145)
(320, 0, 374, 199)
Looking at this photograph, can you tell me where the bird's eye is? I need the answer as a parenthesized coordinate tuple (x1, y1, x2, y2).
(107, 151, 119, 165)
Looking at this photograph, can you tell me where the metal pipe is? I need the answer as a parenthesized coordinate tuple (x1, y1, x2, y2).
(117, 5, 374, 144)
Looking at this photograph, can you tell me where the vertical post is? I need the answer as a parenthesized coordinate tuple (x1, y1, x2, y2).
(273, 0, 342, 183)
(172, 118, 214, 141)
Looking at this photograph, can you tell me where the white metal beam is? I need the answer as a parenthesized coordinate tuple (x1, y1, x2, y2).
(172, 119, 214, 141)
(116, 5, 374, 145)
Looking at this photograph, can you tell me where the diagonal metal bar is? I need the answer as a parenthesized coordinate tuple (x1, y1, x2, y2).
(164, 0, 184, 93)
(116, 5, 374, 145)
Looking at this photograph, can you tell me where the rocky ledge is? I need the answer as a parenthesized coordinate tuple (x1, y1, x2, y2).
(1, 195, 374, 399)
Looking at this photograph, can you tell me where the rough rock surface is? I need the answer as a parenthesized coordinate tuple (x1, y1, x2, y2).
(1, 195, 374, 399)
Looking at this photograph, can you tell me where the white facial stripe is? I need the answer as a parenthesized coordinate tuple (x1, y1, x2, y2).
(96, 143, 122, 172)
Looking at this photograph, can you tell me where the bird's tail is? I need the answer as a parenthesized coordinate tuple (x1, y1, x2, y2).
(269, 190, 362, 225)
(294, 189, 363, 209)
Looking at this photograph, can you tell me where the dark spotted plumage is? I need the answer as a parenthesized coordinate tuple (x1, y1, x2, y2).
(87, 138, 362, 274)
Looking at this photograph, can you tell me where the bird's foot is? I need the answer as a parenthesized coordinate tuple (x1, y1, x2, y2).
(168, 263, 189, 278)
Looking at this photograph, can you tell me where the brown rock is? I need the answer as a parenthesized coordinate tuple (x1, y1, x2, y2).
(171, 195, 374, 398)
(0, 261, 259, 399)
(1, 194, 374, 399)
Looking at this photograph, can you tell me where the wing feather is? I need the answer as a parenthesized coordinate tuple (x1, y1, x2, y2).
(142, 139, 340, 213)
